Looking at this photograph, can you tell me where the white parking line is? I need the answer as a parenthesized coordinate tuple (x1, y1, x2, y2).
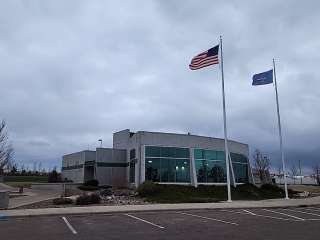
(219, 209, 247, 214)
(219, 209, 300, 221)
(178, 212, 239, 226)
(262, 209, 305, 221)
(284, 208, 320, 218)
(62, 217, 77, 234)
(243, 209, 257, 216)
(304, 207, 320, 212)
(124, 214, 165, 229)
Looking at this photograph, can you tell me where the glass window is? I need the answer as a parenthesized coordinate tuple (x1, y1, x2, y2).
(216, 151, 225, 160)
(145, 158, 160, 182)
(176, 159, 190, 182)
(130, 149, 136, 160)
(230, 153, 248, 163)
(196, 160, 226, 183)
(168, 158, 176, 182)
(145, 146, 190, 183)
(160, 147, 172, 158)
(233, 163, 248, 183)
(204, 150, 217, 160)
(196, 160, 207, 183)
(145, 146, 161, 157)
(194, 149, 203, 159)
(175, 148, 189, 158)
(160, 158, 169, 182)
(159, 147, 189, 158)
(207, 161, 226, 183)
(194, 148, 248, 184)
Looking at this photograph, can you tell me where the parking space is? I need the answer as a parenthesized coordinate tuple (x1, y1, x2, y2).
(0, 216, 78, 240)
(1, 206, 320, 240)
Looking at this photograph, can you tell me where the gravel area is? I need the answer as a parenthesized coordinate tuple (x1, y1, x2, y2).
(14, 189, 150, 209)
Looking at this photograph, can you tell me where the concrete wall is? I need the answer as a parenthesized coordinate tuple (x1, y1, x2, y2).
(61, 151, 85, 183)
(113, 129, 131, 149)
(84, 151, 96, 162)
(96, 148, 126, 163)
(113, 130, 140, 185)
(95, 148, 127, 187)
(0, 191, 9, 209)
(31, 183, 82, 191)
(61, 168, 84, 183)
(62, 151, 84, 167)
(136, 131, 249, 156)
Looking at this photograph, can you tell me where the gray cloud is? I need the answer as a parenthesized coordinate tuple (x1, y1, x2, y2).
(0, 0, 319, 172)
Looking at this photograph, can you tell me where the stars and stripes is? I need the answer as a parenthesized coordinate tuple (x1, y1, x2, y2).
(189, 45, 219, 70)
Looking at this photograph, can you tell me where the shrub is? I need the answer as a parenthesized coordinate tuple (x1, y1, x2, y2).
(84, 179, 99, 187)
(100, 188, 113, 196)
(136, 181, 158, 197)
(78, 185, 99, 191)
(53, 197, 73, 205)
(76, 193, 101, 205)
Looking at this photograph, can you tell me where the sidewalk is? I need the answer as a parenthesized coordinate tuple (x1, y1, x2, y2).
(8, 189, 60, 209)
(1, 196, 320, 218)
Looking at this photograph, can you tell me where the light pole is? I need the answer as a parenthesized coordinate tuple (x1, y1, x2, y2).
(98, 139, 102, 148)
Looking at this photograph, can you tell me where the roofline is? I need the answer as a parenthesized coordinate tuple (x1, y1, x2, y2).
(133, 130, 248, 146)
(62, 150, 96, 157)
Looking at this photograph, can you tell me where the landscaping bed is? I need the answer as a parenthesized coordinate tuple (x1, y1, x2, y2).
(136, 182, 298, 203)
(13, 182, 302, 209)
(15, 190, 148, 209)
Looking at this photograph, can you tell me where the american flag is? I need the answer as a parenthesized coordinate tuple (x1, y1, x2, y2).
(189, 45, 219, 70)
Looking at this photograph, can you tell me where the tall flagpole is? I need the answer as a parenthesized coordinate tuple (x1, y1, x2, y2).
(220, 35, 232, 202)
(273, 58, 289, 199)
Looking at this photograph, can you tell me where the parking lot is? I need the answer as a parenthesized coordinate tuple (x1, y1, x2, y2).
(1, 206, 320, 240)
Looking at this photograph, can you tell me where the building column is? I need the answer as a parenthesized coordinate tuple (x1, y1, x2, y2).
(190, 148, 198, 187)
(139, 145, 145, 185)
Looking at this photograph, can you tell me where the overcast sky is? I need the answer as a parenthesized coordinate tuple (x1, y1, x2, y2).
(1, 1, 319, 173)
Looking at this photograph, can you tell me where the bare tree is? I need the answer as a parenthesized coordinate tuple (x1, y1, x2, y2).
(290, 164, 298, 184)
(0, 121, 14, 174)
(253, 149, 271, 184)
(313, 165, 320, 186)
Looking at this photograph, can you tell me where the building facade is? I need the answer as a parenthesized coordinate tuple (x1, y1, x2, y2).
(62, 129, 252, 187)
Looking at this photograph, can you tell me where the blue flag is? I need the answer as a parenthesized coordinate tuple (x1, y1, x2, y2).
(252, 69, 273, 86)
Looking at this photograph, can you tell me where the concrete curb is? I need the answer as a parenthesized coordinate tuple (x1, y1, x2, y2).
(1, 196, 320, 218)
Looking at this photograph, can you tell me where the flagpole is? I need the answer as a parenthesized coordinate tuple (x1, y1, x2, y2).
(273, 58, 289, 199)
(228, 152, 236, 187)
(220, 35, 232, 202)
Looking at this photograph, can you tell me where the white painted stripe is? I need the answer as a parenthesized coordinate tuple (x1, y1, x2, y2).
(262, 209, 305, 221)
(243, 209, 257, 216)
(219, 209, 247, 214)
(304, 207, 320, 212)
(124, 214, 165, 229)
(219, 209, 300, 221)
(284, 208, 320, 217)
(178, 212, 239, 226)
(62, 217, 77, 234)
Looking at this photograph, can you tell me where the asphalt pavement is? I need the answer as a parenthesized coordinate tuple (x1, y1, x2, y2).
(1, 206, 320, 240)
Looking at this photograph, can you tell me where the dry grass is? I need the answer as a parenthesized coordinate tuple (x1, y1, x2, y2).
(288, 185, 320, 193)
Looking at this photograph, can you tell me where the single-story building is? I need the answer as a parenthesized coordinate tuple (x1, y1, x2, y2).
(62, 129, 253, 187)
